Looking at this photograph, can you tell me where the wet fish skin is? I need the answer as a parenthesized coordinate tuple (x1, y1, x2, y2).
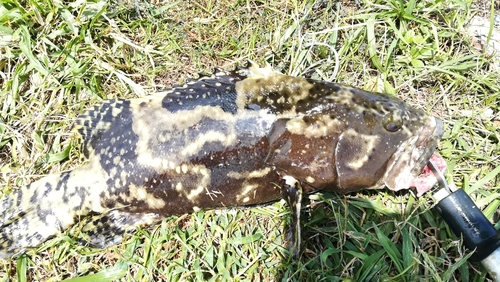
(0, 63, 443, 258)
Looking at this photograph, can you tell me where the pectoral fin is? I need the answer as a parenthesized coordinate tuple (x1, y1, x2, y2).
(281, 176, 303, 259)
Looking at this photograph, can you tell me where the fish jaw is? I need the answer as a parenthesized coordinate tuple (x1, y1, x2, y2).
(409, 152, 447, 196)
(383, 116, 446, 196)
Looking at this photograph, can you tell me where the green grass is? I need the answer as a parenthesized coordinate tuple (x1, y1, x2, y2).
(1, 0, 499, 281)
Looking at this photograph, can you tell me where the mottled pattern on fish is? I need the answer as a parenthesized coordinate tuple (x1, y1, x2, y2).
(0, 63, 443, 258)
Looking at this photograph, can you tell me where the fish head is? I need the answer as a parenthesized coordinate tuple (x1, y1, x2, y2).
(328, 85, 445, 195)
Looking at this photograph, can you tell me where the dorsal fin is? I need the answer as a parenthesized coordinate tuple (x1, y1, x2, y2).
(72, 98, 132, 157)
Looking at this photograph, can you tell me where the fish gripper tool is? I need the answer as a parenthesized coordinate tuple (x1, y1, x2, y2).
(428, 160, 500, 281)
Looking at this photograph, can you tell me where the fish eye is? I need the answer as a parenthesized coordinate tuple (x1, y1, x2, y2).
(383, 113, 402, 132)
(385, 122, 401, 132)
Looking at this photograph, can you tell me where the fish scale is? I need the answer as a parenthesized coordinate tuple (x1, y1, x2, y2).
(0, 62, 444, 259)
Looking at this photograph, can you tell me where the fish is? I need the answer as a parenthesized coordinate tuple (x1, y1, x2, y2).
(0, 62, 446, 259)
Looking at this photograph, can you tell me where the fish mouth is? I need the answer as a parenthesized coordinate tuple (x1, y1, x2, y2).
(384, 117, 447, 196)
(408, 152, 447, 195)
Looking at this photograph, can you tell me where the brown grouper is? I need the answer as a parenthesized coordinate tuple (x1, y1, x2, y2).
(0, 63, 446, 258)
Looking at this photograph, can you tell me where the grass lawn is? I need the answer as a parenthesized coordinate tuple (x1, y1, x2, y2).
(1, 0, 499, 281)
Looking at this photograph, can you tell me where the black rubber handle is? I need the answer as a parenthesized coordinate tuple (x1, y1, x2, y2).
(435, 189, 500, 262)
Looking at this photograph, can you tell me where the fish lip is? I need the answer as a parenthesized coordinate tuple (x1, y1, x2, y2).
(411, 117, 444, 174)
(383, 116, 445, 194)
